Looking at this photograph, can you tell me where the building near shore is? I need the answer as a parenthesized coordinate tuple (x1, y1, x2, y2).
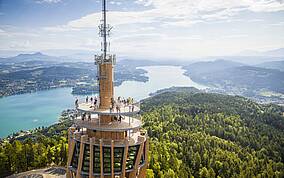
(66, 0, 149, 178)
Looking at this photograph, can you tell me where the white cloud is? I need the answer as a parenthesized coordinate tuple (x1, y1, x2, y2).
(43, 25, 81, 32)
(61, 0, 284, 30)
(110, 1, 122, 6)
(246, 0, 284, 12)
(36, 0, 61, 3)
(1, 0, 284, 59)
(67, 10, 158, 29)
(136, 0, 284, 13)
(10, 40, 32, 49)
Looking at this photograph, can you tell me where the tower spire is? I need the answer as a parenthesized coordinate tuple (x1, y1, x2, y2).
(102, 0, 107, 58)
(99, 0, 112, 60)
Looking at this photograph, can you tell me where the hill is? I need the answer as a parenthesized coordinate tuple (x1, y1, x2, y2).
(1, 88, 284, 177)
(256, 60, 284, 71)
(0, 52, 61, 63)
(142, 88, 284, 177)
(183, 60, 284, 100)
(183, 59, 244, 75)
(195, 66, 283, 94)
(238, 48, 284, 57)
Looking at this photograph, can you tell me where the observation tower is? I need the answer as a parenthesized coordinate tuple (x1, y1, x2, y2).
(66, 0, 149, 178)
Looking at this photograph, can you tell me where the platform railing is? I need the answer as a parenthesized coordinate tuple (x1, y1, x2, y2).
(69, 128, 147, 147)
(76, 98, 141, 115)
(74, 114, 142, 131)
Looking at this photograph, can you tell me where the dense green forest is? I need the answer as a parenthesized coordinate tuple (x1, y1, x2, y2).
(142, 88, 284, 178)
(1, 88, 284, 177)
(0, 111, 72, 177)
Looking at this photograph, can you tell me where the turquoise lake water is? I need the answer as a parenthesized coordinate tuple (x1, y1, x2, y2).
(0, 66, 206, 138)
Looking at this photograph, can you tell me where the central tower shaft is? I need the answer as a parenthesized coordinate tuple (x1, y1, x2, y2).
(98, 63, 113, 109)
(97, 0, 115, 110)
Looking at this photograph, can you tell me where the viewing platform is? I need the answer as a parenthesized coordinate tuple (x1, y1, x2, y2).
(74, 114, 142, 131)
(76, 101, 140, 115)
(69, 129, 147, 146)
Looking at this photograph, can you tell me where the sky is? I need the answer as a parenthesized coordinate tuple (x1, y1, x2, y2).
(0, 0, 284, 60)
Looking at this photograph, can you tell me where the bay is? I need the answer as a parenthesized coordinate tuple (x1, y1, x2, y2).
(0, 66, 206, 138)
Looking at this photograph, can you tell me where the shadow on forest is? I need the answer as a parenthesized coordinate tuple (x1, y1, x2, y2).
(44, 167, 66, 175)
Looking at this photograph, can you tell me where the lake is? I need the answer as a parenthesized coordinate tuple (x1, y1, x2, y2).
(0, 66, 206, 138)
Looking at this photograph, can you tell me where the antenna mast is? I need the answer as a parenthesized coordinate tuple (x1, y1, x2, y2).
(99, 0, 112, 60)
(102, 0, 107, 58)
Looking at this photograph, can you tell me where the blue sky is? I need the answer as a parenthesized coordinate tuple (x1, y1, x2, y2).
(0, 0, 284, 59)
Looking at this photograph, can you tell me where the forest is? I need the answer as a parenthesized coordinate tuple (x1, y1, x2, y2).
(0, 88, 284, 177)
(142, 89, 284, 177)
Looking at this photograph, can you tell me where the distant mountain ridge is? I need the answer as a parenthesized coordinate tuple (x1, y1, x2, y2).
(0, 52, 61, 63)
(183, 59, 244, 75)
(183, 59, 284, 99)
(256, 60, 284, 71)
(238, 48, 284, 57)
(0, 52, 85, 64)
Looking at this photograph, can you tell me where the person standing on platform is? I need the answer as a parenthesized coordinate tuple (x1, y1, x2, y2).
(111, 98, 115, 113)
(132, 105, 134, 112)
(94, 97, 98, 110)
(86, 96, 89, 103)
(88, 113, 91, 121)
(75, 98, 79, 109)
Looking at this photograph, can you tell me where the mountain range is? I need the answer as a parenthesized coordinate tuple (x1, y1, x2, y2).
(183, 60, 284, 99)
(0, 47, 284, 64)
(238, 48, 284, 57)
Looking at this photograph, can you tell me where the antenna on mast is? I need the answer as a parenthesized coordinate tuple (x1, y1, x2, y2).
(95, 0, 115, 65)
(98, 0, 113, 60)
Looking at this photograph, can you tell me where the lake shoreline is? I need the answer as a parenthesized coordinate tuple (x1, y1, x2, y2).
(0, 65, 205, 138)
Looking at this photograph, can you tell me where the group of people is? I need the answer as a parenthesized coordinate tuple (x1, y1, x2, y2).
(75, 96, 136, 113)
(79, 112, 124, 123)
(110, 96, 135, 113)
(81, 112, 92, 121)
(85, 96, 99, 109)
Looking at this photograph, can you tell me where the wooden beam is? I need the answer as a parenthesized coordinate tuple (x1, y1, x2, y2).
(66, 128, 76, 178)
(121, 139, 129, 178)
(76, 135, 87, 178)
(145, 138, 149, 164)
(137, 138, 149, 178)
(111, 140, 114, 178)
(100, 139, 104, 178)
(67, 139, 75, 166)
(89, 138, 95, 178)
(129, 137, 145, 178)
